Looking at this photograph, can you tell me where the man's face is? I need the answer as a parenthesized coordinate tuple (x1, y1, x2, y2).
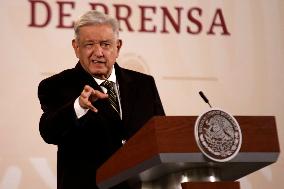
(72, 24, 122, 79)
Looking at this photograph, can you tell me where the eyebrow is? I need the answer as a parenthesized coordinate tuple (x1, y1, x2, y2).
(83, 39, 113, 44)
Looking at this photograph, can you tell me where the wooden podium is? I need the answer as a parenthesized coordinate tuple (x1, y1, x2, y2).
(96, 116, 280, 189)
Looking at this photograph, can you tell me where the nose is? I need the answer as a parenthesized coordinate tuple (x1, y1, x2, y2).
(93, 44, 103, 57)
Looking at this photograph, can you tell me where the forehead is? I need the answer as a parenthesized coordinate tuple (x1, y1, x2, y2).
(78, 24, 116, 41)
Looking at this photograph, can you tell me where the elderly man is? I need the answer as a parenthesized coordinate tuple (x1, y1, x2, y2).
(38, 10, 165, 189)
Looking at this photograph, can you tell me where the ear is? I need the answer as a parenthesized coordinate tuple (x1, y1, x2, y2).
(72, 39, 80, 58)
(116, 39, 122, 57)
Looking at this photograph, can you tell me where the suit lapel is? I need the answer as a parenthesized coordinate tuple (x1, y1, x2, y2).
(115, 64, 137, 130)
(75, 63, 100, 91)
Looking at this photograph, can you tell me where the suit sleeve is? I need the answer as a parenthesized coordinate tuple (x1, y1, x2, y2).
(150, 76, 165, 116)
(38, 80, 78, 145)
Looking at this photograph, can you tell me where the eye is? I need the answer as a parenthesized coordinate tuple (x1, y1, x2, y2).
(100, 42, 111, 48)
(84, 42, 94, 48)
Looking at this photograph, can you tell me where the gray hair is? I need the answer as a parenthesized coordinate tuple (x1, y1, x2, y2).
(74, 10, 120, 40)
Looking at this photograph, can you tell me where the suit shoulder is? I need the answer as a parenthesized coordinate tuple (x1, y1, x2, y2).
(38, 68, 76, 90)
(120, 67, 154, 81)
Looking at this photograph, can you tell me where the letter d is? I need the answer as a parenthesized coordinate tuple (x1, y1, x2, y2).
(28, 0, 51, 27)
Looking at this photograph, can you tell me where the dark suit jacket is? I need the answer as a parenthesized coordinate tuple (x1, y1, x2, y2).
(38, 63, 165, 189)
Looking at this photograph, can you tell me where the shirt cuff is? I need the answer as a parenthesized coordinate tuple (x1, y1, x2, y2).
(74, 97, 89, 118)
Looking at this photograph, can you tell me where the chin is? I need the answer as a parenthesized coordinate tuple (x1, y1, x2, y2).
(89, 66, 106, 73)
(90, 71, 108, 79)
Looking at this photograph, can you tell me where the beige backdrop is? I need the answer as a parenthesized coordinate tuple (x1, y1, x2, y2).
(0, 0, 283, 189)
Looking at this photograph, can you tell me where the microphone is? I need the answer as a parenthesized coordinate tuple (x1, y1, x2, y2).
(199, 91, 212, 108)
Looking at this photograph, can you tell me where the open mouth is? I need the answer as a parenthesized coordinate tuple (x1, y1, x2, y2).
(91, 60, 105, 64)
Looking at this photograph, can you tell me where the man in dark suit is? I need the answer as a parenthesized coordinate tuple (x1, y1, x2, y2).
(38, 10, 165, 189)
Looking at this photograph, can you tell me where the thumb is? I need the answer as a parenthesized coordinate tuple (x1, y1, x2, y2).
(96, 90, 109, 99)
(90, 90, 108, 102)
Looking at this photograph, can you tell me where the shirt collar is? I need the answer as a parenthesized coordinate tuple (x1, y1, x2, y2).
(93, 65, 117, 85)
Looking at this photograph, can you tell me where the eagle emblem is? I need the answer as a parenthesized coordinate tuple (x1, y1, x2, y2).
(195, 109, 242, 162)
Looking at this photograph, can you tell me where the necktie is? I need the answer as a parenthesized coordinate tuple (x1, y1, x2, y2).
(101, 80, 120, 115)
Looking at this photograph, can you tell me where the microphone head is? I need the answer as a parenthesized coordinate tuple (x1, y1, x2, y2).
(199, 91, 209, 103)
